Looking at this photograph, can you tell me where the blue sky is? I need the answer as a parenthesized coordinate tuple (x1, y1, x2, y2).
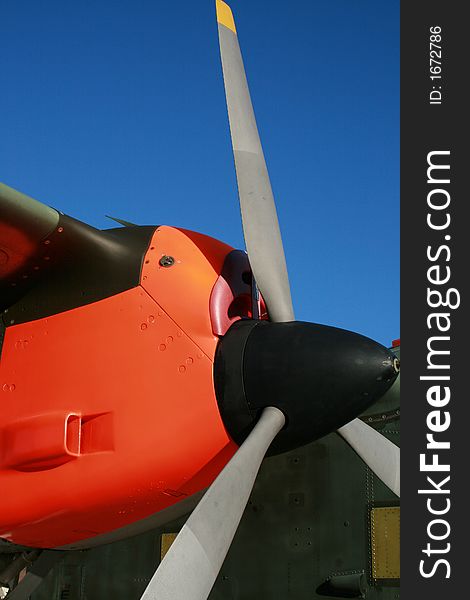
(1, 0, 399, 345)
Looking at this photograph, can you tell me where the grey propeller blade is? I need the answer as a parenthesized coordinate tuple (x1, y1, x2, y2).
(337, 418, 400, 497)
(217, 0, 294, 322)
(140, 406, 285, 600)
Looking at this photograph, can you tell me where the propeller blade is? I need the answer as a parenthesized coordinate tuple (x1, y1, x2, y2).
(337, 418, 400, 497)
(140, 406, 285, 600)
(216, 0, 294, 322)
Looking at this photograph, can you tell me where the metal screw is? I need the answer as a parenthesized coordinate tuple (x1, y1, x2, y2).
(159, 255, 175, 267)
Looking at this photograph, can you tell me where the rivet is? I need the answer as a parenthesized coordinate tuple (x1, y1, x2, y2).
(159, 255, 175, 267)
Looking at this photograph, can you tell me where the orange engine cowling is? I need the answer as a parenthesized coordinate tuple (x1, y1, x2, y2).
(0, 225, 253, 549)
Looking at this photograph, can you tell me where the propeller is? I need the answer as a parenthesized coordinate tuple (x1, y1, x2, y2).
(338, 418, 400, 497)
(140, 2, 400, 598)
(215, 0, 294, 323)
(140, 407, 285, 600)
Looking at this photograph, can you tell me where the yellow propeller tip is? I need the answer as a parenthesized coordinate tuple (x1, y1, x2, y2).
(216, 0, 236, 34)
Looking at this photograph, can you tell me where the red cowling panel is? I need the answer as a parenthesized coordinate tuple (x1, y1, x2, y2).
(0, 226, 238, 548)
